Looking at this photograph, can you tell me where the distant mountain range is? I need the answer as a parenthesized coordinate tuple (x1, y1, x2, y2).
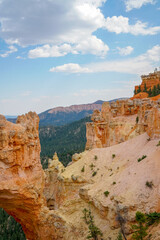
(6, 98, 127, 126)
(39, 101, 104, 126)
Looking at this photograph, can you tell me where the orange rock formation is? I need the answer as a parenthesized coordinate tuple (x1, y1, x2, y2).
(86, 98, 160, 149)
(134, 70, 160, 93)
(0, 106, 160, 239)
(0, 113, 66, 240)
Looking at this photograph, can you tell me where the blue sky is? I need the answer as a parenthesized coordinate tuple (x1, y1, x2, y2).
(0, 0, 160, 115)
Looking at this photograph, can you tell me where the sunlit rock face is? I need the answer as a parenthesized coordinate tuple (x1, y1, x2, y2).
(0, 112, 66, 240)
(0, 110, 160, 240)
(86, 99, 160, 150)
(134, 70, 160, 94)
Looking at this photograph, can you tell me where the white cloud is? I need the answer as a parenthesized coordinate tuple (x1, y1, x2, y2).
(105, 16, 160, 35)
(0, 45, 17, 57)
(74, 35, 109, 57)
(117, 46, 134, 56)
(28, 36, 109, 58)
(50, 45, 160, 75)
(16, 56, 25, 59)
(0, 0, 106, 46)
(49, 63, 91, 73)
(125, 0, 155, 11)
(29, 44, 74, 58)
(87, 45, 160, 74)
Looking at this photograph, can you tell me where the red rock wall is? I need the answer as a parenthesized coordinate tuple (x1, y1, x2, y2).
(134, 70, 160, 93)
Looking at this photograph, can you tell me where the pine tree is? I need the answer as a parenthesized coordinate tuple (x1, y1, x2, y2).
(83, 208, 103, 240)
(152, 85, 157, 96)
(132, 212, 148, 240)
(137, 86, 141, 94)
(148, 88, 152, 97)
(143, 83, 147, 92)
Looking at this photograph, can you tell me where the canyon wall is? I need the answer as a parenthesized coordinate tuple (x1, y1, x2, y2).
(86, 98, 160, 150)
(0, 113, 67, 240)
(0, 108, 160, 239)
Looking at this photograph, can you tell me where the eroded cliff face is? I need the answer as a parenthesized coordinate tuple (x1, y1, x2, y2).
(0, 113, 67, 240)
(0, 109, 160, 240)
(86, 98, 160, 150)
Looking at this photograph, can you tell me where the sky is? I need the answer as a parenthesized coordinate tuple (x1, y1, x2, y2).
(0, 0, 160, 115)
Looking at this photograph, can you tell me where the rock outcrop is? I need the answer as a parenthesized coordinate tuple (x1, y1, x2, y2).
(134, 70, 160, 93)
(0, 110, 160, 239)
(86, 98, 160, 150)
(0, 113, 67, 240)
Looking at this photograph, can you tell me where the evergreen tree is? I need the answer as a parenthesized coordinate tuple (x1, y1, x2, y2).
(132, 212, 148, 240)
(143, 83, 147, 92)
(83, 208, 103, 240)
(152, 85, 157, 96)
(148, 88, 152, 97)
(137, 86, 141, 94)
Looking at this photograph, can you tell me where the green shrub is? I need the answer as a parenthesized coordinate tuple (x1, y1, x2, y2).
(104, 191, 109, 197)
(137, 155, 147, 162)
(146, 212, 160, 226)
(92, 171, 97, 177)
(145, 181, 153, 188)
(131, 211, 160, 240)
(112, 154, 116, 159)
(156, 141, 160, 146)
(136, 116, 139, 124)
(94, 155, 98, 160)
(112, 181, 116, 185)
(90, 163, 95, 170)
(81, 166, 85, 172)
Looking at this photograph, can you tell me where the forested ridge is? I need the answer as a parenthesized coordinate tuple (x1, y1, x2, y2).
(40, 116, 91, 168)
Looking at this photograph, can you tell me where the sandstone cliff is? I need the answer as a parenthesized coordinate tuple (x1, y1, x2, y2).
(86, 98, 160, 150)
(134, 70, 160, 94)
(0, 108, 160, 239)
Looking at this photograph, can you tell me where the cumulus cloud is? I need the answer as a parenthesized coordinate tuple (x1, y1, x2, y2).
(29, 44, 74, 58)
(87, 45, 160, 74)
(49, 63, 91, 73)
(125, 0, 154, 11)
(0, 0, 106, 46)
(117, 46, 134, 56)
(51, 45, 160, 75)
(105, 16, 160, 35)
(0, 45, 17, 57)
(29, 36, 109, 58)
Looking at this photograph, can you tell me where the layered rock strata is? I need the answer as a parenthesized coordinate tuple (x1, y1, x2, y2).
(86, 98, 160, 150)
(135, 70, 160, 93)
(0, 113, 67, 240)
(0, 110, 160, 239)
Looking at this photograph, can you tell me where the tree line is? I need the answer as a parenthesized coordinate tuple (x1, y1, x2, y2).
(134, 83, 160, 97)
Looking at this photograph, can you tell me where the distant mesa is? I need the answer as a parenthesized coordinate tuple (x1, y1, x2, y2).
(132, 68, 160, 100)
(6, 99, 128, 127)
